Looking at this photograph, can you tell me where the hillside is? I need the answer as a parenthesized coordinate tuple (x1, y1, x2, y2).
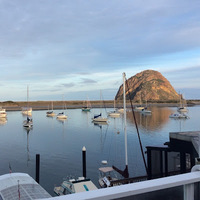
(115, 70, 180, 102)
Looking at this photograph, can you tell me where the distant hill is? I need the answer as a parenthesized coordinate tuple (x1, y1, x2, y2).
(115, 70, 179, 102)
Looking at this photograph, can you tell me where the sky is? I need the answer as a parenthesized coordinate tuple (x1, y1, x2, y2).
(0, 0, 200, 101)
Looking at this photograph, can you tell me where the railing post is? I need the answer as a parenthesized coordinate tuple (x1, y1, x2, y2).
(184, 183, 194, 200)
(36, 154, 40, 183)
(82, 146, 86, 178)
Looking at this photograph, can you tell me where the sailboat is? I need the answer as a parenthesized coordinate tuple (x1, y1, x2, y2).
(92, 91, 108, 123)
(134, 92, 145, 111)
(98, 73, 129, 188)
(0, 107, 7, 118)
(57, 96, 67, 119)
(23, 86, 33, 127)
(23, 116, 33, 128)
(21, 86, 32, 116)
(82, 97, 91, 112)
(46, 101, 56, 117)
(177, 93, 188, 113)
(107, 99, 120, 118)
(141, 92, 151, 114)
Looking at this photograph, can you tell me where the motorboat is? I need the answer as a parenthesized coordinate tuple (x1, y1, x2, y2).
(54, 177, 97, 195)
(169, 113, 189, 119)
(57, 112, 67, 119)
(23, 117, 33, 128)
(98, 166, 118, 188)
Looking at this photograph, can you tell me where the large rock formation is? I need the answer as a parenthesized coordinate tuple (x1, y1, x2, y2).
(115, 70, 179, 102)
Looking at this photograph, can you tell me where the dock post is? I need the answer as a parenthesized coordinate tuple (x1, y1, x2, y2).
(36, 154, 40, 183)
(82, 146, 86, 178)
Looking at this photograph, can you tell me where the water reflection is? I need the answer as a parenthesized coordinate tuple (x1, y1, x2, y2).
(0, 118, 7, 126)
(24, 127, 32, 166)
(56, 118, 67, 124)
(93, 121, 108, 127)
(126, 106, 173, 131)
(0, 106, 199, 196)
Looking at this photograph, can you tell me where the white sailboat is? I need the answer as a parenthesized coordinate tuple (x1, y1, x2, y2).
(23, 86, 33, 127)
(134, 92, 144, 111)
(141, 93, 151, 114)
(23, 116, 33, 128)
(21, 86, 32, 116)
(108, 99, 120, 118)
(0, 107, 7, 118)
(57, 96, 67, 119)
(177, 93, 188, 113)
(92, 91, 108, 123)
(46, 101, 56, 117)
(98, 73, 129, 188)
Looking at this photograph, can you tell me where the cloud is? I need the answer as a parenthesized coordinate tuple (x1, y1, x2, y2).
(61, 83, 75, 88)
(0, 0, 200, 100)
(81, 78, 97, 84)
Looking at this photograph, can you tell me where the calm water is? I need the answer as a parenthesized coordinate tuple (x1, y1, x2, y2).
(0, 105, 200, 196)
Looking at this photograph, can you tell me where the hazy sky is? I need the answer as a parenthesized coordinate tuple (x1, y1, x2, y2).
(0, 0, 200, 101)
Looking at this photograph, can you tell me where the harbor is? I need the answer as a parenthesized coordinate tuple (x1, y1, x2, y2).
(0, 104, 200, 198)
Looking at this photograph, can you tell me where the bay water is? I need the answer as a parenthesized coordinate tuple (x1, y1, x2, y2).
(0, 105, 199, 196)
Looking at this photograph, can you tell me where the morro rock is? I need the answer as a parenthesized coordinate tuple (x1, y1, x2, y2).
(115, 70, 179, 102)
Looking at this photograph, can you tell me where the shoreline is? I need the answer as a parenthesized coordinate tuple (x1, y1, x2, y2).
(1, 100, 200, 111)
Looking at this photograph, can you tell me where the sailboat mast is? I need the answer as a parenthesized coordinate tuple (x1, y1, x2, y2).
(27, 85, 29, 108)
(123, 72, 128, 167)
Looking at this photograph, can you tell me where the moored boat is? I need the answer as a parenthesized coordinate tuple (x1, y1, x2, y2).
(92, 91, 108, 123)
(21, 107, 32, 115)
(141, 108, 152, 114)
(98, 166, 118, 188)
(92, 113, 108, 123)
(134, 105, 145, 111)
(0, 173, 51, 199)
(169, 113, 189, 119)
(108, 111, 120, 118)
(108, 100, 120, 118)
(82, 97, 91, 112)
(0, 107, 7, 118)
(177, 106, 188, 113)
(54, 177, 97, 195)
(57, 112, 67, 119)
(22, 86, 32, 116)
(23, 117, 33, 128)
(46, 110, 56, 117)
(46, 102, 56, 117)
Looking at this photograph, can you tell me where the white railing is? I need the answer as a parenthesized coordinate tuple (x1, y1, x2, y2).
(43, 165, 200, 200)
